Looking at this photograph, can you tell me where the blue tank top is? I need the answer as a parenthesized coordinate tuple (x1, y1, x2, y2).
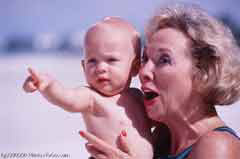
(154, 126, 239, 159)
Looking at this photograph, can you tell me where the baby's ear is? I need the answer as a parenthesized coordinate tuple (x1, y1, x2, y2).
(131, 58, 140, 77)
(81, 60, 85, 72)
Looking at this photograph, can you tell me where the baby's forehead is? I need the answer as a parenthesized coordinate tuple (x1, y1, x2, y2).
(83, 17, 141, 56)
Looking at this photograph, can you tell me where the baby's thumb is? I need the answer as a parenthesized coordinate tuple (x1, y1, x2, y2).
(23, 76, 38, 92)
(119, 130, 132, 155)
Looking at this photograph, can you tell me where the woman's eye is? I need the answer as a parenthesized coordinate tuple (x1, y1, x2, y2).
(157, 54, 171, 65)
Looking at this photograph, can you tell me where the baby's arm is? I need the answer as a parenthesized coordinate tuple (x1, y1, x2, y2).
(23, 67, 94, 113)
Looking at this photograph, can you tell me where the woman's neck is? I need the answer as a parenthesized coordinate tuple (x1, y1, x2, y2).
(165, 101, 225, 155)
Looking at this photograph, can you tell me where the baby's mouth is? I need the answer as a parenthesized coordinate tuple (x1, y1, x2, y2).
(97, 78, 110, 83)
(144, 91, 159, 100)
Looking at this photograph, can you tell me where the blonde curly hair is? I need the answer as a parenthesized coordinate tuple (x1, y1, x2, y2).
(145, 4, 240, 105)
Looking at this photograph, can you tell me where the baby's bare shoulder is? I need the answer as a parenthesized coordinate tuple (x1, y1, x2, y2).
(74, 86, 103, 99)
(73, 86, 109, 114)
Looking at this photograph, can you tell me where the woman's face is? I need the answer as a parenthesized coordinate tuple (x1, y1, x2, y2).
(139, 28, 194, 121)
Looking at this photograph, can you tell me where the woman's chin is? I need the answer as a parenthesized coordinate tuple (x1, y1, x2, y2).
(147, 109, 166, 122)
(147, 112, 159, 121)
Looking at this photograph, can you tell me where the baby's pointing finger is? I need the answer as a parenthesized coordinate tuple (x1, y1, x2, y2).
(23, 76, 38, 92)
(28, 67, 41, 82)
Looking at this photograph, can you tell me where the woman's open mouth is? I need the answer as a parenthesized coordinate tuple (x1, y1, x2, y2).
(144, 91, 159, 100)
(143, 91, 159, 107)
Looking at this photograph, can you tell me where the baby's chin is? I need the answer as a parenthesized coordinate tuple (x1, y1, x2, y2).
(92, 85, 123, 97)
(90, 86, 117, 97)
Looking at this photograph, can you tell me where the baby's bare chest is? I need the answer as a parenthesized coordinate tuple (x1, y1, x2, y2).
(84, 105, 134, 132)
(82, 98, 143, 145)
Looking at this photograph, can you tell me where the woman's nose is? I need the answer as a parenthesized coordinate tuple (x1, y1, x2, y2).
(95, 62, 107, 74)
(139, 61, 154, 83)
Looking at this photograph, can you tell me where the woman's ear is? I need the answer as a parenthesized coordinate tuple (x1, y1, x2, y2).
(131, 57, 140, 77)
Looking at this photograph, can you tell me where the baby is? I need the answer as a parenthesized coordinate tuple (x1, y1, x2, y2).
(23, 17, 153, 159)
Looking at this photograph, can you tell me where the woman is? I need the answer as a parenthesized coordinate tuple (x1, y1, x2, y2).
(80, 3, 240, 159)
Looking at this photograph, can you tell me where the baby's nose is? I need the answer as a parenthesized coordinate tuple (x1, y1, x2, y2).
(95, 62, 107, 74)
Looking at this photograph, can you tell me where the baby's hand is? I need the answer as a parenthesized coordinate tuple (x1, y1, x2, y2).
(23, 67, 55, 93)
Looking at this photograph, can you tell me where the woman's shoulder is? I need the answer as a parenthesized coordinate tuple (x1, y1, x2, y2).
(190, 128, 240, 159)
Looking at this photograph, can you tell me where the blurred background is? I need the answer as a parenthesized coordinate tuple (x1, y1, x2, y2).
(1, 0, 240, 158)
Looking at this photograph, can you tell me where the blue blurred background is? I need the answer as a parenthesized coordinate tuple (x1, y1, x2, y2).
(1, 0, 240, 55)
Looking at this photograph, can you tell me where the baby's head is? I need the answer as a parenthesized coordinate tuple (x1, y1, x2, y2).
(82, 17, 141, 96)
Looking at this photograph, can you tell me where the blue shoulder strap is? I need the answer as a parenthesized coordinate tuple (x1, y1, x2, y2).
(170, 146, 192, 159)
(214, 126, 240, 139)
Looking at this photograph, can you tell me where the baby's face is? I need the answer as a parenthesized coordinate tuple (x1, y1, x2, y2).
(83, 27, 137, 96)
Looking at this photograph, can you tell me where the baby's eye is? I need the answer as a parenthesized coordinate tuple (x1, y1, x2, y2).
(87, 58, 97, 64)
(107, 58, 118, 63)
(157, 54, 171, 65)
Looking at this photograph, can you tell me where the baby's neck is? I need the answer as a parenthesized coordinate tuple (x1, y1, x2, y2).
(93, 86, 131, 98)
